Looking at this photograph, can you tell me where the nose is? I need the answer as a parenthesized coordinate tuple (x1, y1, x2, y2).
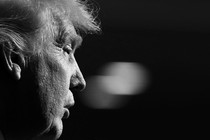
(70, 69, 86, 92)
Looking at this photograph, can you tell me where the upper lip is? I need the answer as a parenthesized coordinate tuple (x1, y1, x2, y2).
(65, 90, 75, 108)
(63, 90, 75, 119)
(63, 104, 74, 119)
(64, 103, 74, 109)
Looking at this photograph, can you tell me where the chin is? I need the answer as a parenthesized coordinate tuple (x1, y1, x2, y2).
(52, 117, 63, 139)
(35, 117, 63, 140)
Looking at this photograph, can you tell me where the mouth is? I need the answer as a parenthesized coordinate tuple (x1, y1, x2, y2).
(63, 108, 70, 119)
(63, 102, 74, 119)
(63, 90, 75, 119)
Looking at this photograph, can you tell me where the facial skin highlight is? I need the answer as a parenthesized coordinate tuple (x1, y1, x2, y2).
(35, 30, 85, 140)
(0, 0, 100, 140)
(33, 22, 86, 139)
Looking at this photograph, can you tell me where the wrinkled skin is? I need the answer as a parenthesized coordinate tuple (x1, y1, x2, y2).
(0, 1, 89, 139)
(34, 36, 86, 139)
(1, 23, 86, 140)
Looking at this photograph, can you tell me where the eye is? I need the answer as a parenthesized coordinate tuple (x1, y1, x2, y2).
(63, 44, 73, 54)
(54, 37, 65, 48)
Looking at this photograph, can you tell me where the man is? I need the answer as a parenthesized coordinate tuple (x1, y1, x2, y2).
(0, 0, 100, 140)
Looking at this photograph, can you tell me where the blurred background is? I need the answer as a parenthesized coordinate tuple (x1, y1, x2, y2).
(61, 0, 210, 139)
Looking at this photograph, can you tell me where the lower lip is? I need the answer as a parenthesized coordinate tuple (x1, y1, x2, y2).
(63, 108, 70, 119)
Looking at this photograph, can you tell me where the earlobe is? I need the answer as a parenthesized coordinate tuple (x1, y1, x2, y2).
(12, 63, 21, 80)
(2, 48, 24, 80)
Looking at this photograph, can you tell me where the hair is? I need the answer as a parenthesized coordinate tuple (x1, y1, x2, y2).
(0, 0, 100, 55)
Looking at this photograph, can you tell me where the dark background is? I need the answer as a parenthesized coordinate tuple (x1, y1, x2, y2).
(61, 0, 210, 139)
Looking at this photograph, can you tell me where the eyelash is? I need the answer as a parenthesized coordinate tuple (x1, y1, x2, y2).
(63, 44, 73, 54)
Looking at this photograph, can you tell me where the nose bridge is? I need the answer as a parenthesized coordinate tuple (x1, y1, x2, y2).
(73, 62, 86, 91)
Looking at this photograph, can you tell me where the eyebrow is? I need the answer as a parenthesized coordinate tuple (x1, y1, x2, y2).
(58, 26, 83, 50)
(72, 34, 83, 50)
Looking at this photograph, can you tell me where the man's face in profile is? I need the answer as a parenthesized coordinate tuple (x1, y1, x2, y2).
(0, 0, 100, 140)
(29, 21, 86, 139)
(4, 11, 86, 140)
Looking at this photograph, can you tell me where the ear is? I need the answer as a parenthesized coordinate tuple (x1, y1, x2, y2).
(2, 48, 25, 80)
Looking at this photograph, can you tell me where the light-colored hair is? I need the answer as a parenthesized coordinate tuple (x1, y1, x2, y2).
(0, 0, 100, 55)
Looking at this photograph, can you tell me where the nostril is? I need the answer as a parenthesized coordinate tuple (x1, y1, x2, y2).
(70, 79, 86, 92)
(70, 71, 86, 92)
(76, 83, 85, 91)
(80, 79, 86, 91)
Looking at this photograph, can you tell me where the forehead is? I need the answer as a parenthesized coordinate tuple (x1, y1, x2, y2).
(26, 5, 84, 54)
(34, 8, 83, 53)
(50, 10, 81, 40)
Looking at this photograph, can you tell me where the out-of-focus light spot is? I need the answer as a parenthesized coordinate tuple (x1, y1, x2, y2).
(101, 62, 149, 95)
(80, 62, 150, 109)
(81, 76, 129, 109)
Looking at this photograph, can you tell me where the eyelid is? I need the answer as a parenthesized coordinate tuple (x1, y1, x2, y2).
(63, 44, 73, 54)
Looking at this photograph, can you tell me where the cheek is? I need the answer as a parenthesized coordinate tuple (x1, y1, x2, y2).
(37, 54, 73, 116)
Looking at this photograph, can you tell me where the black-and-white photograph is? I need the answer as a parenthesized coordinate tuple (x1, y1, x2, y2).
(0, 0, 210, 140)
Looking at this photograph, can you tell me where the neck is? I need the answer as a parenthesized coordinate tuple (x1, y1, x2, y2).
(0, 130, 5, 140)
